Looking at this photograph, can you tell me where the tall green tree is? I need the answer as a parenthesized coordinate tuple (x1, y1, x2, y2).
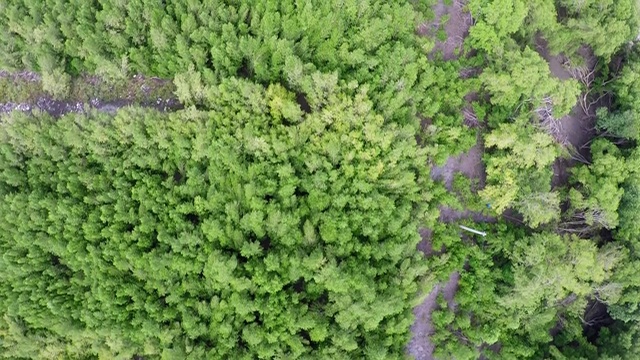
(564, 139, 629, 234)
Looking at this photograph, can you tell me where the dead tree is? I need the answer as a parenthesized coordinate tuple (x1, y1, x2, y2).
(535, 96, 568, 146)
(566, 59, 613, 115)
(559, 208, 611, 236)
(567, 144, 591, 165)
(463, 106, 479, 127)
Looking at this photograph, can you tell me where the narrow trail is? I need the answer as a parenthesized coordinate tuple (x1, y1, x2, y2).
(0, 97, 183, 117)
(0, 71, 182, 117)
(0, 97, 184, 117)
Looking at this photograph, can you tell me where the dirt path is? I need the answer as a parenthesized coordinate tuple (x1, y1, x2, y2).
(0, 97, 182, 117)
(409, 271, 460, 360)
(0, 71, 182, 117)
(409, 283, 441, 360)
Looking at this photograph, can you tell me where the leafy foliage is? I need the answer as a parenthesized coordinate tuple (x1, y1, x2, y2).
(0, 79, 434, 358)
(596, 108, 640, 140)
(0, 0, 440, 124)
(481, 121, 561, 227)
(549, 0, 639, 59)
(1, 0, 640, 358)
(429, 1, 640, 358)
(480, 48, 580, 118)
(565, 139, 629, 233)
(431, 227, 623, 359)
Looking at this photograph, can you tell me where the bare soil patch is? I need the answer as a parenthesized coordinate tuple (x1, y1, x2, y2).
(408, 271, 461, 360)
(0, 72, 182, 117)
(438, 0, 473, 60)
(417, 0, 448, 37)
(417, 228, 435, 256)
(431, 134, 485, 191)
(419, 0, 473, 60)
(413, 3, 483, 357)
(411, 134, 487, 359)
(439, 207, 495, 223)
(443, 271, 461, 309)
(534, 36, 600, 188)
(409, 283, 441, 360)
(536, 37, 573, 81)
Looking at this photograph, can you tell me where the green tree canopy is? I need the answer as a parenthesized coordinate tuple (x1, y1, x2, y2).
(566, 139, 629, 234)
(0, 78, 434, 359)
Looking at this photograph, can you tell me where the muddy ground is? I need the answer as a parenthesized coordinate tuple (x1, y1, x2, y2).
(409, 271, 460, 360)
(410, 134, 487, 360)
(420, 0, 473, 60)
(431, 138, 485, 191)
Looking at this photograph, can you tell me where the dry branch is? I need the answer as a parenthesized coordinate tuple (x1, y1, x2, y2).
(560, 208, 610, 236)
(462, 106, 479, 127)
(453, 0, 467, 10)
(535, 96, 568, 145)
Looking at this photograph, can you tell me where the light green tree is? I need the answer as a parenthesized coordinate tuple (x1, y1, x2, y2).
(564, 139, 629, 234)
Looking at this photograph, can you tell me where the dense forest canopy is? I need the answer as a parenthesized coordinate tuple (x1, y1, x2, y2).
(0, 0, 640, 359)
(0, 80, 434, 358)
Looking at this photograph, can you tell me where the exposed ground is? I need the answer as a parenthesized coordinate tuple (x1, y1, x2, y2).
(432, 135, 495, 223)
(409, 272, 460, 360)
(411, 132, 492, 360)
(0, 71, 181, 117)
(409, 1, 475, 359)
(431, 139, 485, 191)
(420, 0, 473, 60)
(535, 36, 600, 188)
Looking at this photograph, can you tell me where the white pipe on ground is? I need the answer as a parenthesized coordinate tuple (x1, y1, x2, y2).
(459, 225, 486, 237)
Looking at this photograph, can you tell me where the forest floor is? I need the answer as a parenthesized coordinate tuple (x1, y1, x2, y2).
(420, 0, 473, 61)
(535, 37, 600, 187)
(0, 71, 181, 117)
(409, 1, 475, 359)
